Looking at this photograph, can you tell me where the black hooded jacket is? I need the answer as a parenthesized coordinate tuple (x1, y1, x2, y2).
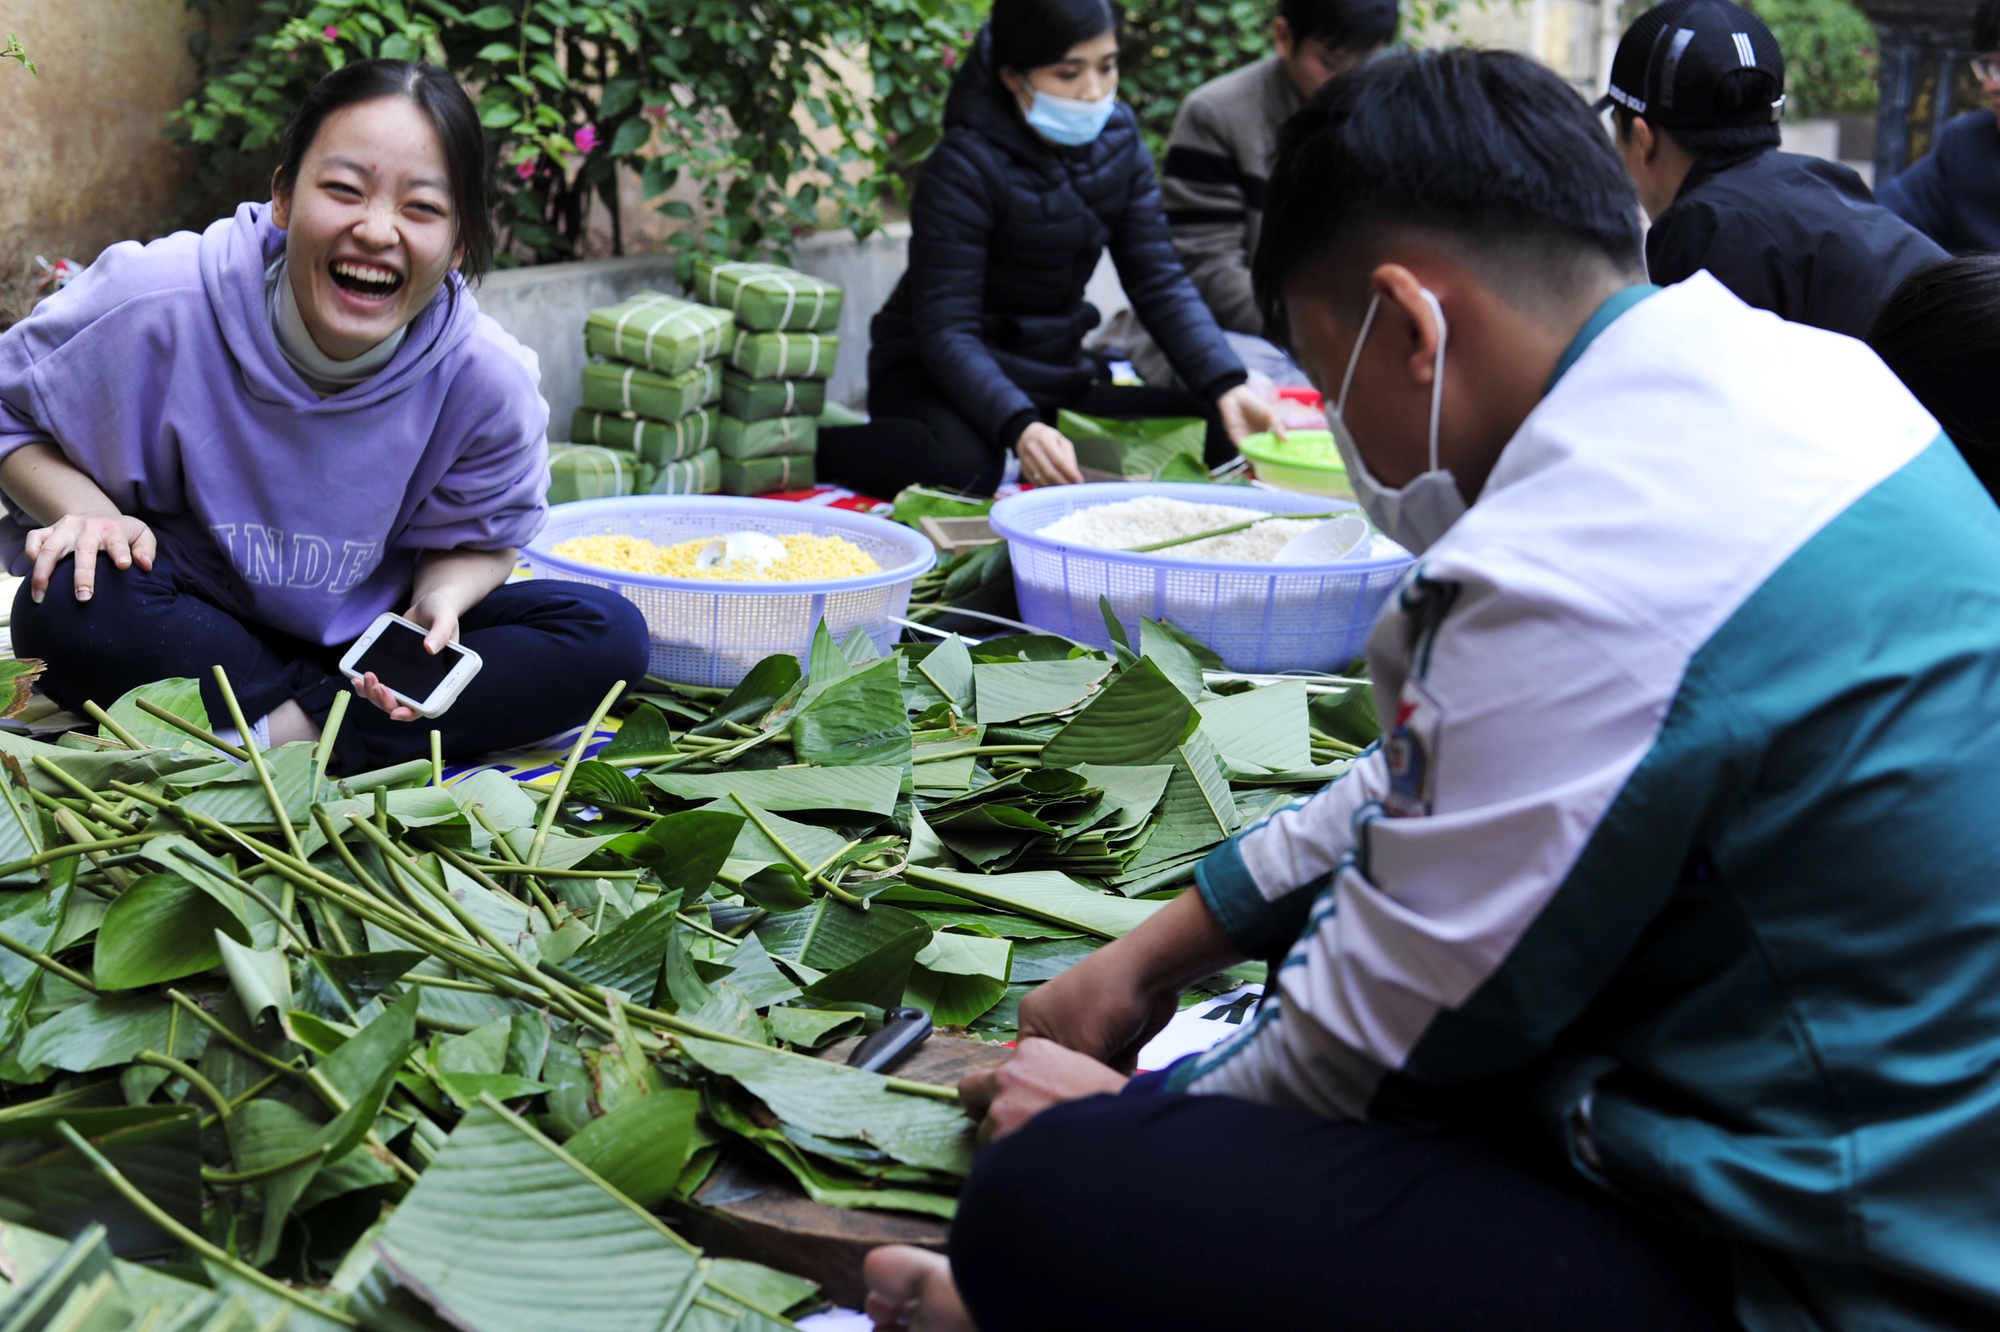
(1646, 147, 1944, 339)
(868, 30, 1246, 450)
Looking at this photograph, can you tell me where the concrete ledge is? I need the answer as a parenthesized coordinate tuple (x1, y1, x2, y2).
(471, 224, 911, 438)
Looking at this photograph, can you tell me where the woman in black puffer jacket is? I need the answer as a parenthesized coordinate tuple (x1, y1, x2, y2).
(819, 0, 1275, 496)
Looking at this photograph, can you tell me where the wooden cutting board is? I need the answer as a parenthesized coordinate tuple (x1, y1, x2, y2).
(661, 1035, 1008, 1309)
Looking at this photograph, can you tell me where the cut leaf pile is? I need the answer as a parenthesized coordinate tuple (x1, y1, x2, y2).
(0, 602, 1376, 1328)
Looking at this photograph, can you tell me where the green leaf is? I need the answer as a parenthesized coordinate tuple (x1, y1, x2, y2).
(678, 1037, 974, 1176)
(1310, 682, 1381, 747)
(611, 809, 744, 890)
(708, 653, 802, 733)
(567, 760, 645, 811)
(1197, 680, 1310, 772)
(609, 116, 653, 157)
(104, 678, 209, 753)
(462, 4, 515, 28)
(598, 703, 676, 765)
(373, 1100, 706, 1329)
(658, 922, 711, 1014)
(917, 634, 973, 706)
(174, 742, 320, 826)
(1039, 658, 1193, 769)
(906, 932, 1011, 1026)
(1139, 616, 1206, 702)
(902, 867, 1165, 941)
(19, 996, 208, 1074)
(648, 766, 901, 817)
(298, 950, 423, 1021)
(563, 1089, 697, 1208)
(0, 885, 70, 1049)
(971, 659, 1111, 724)
(1008, 935, 1101, 982)
(436, 1072, 553, 1107)
(563, 899, 677, 998)
(798, 920, 929, 1012)
(767, 1006, 864, 1049)
(1147, 615, 1225, 670)
(708, 933, 801, 1009)
(92, 873, 250, 991)
(215, 933, 291, 1026)
(475, 41, 518, 61)
(792, 658, 912, 771)
(757, 898, 932, 973)
(0, 1107, 203, 1255)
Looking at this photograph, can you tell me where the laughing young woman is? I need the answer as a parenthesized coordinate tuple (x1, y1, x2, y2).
(0, 60, 647, 772)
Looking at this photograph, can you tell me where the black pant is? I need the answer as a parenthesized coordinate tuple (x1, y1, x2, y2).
(819, 360, 1233, 497)
(951, 1087, 1731, 1332)
(13, 554, 650, 774)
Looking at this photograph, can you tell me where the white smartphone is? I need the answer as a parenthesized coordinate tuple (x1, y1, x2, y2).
(338, 613, 483, 718)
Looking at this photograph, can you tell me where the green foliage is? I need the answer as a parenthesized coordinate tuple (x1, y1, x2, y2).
(1, 33, 34, 75)
(1119, 0, 1277, 161)
(172, 0, 987, 266)
(1749, 0, 1879, 118)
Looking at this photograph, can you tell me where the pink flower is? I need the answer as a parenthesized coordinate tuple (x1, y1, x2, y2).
(323, 25, 339, 39)
(643, 103, 669, 120)
(573, 124, 600, 154)
(515, 160, 536, 180)
(943, 48, 956, 67)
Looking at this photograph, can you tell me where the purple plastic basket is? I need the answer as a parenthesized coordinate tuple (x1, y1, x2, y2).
(987, 483, 1411, 673)
(523, 496, 936, 687)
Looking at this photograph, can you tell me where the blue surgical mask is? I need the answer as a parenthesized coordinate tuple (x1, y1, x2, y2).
(1023, 88, 1117, 145)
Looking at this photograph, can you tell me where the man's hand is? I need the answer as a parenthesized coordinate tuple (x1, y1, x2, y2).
(1018, 890, 1245, 1069)
(24, 513, 154, 604)
(1216, 382, 1282, 444)
(1015, 422, 1084, 487)
(1017, 942, 1181, 1071)
(959, 1037, 1129, 1146)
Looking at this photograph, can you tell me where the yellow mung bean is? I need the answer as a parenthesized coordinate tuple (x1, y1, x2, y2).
(552, 532, 881, 582)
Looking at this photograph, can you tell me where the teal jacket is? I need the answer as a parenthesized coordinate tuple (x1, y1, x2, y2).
(1182, 276, 2000, 1329)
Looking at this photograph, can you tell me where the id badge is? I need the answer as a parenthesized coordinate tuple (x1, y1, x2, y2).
(1383, 679, 1443, 818)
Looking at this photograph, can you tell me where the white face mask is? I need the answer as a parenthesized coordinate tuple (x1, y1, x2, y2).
(1329, 287, 1467, 555)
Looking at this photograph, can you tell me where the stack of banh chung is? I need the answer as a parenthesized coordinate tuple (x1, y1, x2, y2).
(691, 258, 841, 495)
(552, 290, 730, 502)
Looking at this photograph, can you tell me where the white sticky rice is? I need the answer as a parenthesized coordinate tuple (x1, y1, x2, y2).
(1036, 496, 1322, 562)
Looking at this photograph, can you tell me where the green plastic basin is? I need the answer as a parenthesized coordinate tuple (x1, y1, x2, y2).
(1238, 430, 1352, 498)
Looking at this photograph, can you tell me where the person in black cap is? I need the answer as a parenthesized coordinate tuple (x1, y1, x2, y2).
(1876, 0, 2000, 253)
(1600, 0, 1943, 338)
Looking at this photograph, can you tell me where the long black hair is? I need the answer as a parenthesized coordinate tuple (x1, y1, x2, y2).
(273, 59, 493, 280)
(989, 0, 1121, 73)
(1869, 254, 2000, 504)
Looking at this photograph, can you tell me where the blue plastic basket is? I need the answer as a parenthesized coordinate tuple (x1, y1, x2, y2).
(523, 496, 936, 687)
(988, 482, 1412, 673)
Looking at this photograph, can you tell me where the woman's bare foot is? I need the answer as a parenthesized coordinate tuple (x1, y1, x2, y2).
(862, 1245, 972, 1332)
(265, 698, 321, 746)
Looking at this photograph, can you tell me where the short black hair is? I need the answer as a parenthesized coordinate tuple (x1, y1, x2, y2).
(1868, 254, 2000, 504)
(988, 0, 1121, 74)
(273, 59, 492, 280)
(1255, 48, 1645, 336)
(1976, 0, 2000, 53)
(1280, 0, 1399, 54)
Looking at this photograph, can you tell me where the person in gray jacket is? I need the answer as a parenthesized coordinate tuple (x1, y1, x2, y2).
(1128, 0, 1397, 387)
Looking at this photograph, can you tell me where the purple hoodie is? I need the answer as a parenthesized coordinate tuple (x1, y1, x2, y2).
(0, 202, 549, 646)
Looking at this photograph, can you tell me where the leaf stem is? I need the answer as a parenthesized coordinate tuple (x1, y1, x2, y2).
(0, 928, 100, 993)
(313, 689, 351, 791)
(31, 758, 140, 832)
(202, 1142, 329, 1184)
(0, 833, 150, 880)
(529, 680, 626, 869)
(212, 665, 307, 866)
(51, 1120, 359, 1327)
(80, 700, 146, 751)
(727, 793, 867, 909)
(133, 1051, 232, 1122)
(133, 696, 249, 762)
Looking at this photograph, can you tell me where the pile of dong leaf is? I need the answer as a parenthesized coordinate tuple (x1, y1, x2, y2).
(0, 602, 1377, 1332)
